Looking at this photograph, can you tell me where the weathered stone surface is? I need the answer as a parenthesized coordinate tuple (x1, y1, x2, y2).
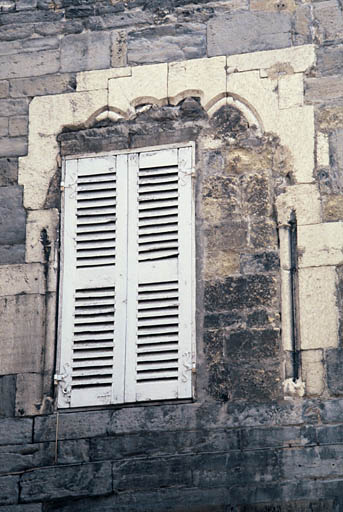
(108, 403, 200, 435)
(57, 440, 90, 465)
(0, 117, 8, 136)
(0, 81, 9, 98)
(193, 450, 281, 487)
(84, 11, 152, 31)
(0, 476, 18, 505)
(323, 195, 343, 221)
(0, 186, 26, 244)
(111, 30, 127, 67)
(0, 136, 27, 157)
(0, 442, 54, 474)
(204, 311, 243, 330)
(321, 398, 343, 423)
(0, 157, 17, 185)
(326, 349, 343, 396)
(0, 294, 45, 375)
(20, 462, 112, 502)
(208, 12, 292, 57)
(0, 506, 42, 512)
(0, 24, 33, 42)
(34, 410, 112, 442)
(204, 274, 278, 312)
(15, 373, 43, 417)
(0, 7, 62, 23)
(298, 266, 338, 350)
(317, 45, 343, 76)
(0, 50, 59, 79)
(0, 37, 59, 57)
(298, 222, 343, 268)
(283, 445, 343, 480)
(10, 71, 73, 99)
(0, 263, 44, 296)
(113, 456, 192, 490)
(33, 20, 83, 37)
(240, 252, 279, 274)
(317, 424, 343, 445)
(294, 4, 312, 45)
(250, 0, 296, 12)
(302, 349, 325, 397)
(227, 360, 282, 401)
(0, 418, 32, 446)
(250, 219, 278, 250)
(306, 75, 343, 103)
(127, 24, 206, 64)
(225, 329, 280, 361)
(9, 116, 27, 137)
(42, 487, 229, 512)
(241, 426, 315, 450)
(91, 429, 239, 462)
(314, 0, 343, 43)
(0, 375, 15, 417)
(278, 73, 303, 109)
(61, 32, 111, 72)
(26, 209, 59, 264)
(16, 0, 37, 10)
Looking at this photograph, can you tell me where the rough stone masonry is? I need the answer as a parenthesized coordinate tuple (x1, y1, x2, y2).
(2, 0, 343, 510)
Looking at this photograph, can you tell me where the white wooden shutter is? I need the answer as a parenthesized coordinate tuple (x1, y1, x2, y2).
(124, 147, 194, 402)
(58, 146, 194, 408)
(58, 156, 127, 408)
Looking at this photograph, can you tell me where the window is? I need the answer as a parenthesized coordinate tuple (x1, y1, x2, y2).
(56, 145, 195, 408)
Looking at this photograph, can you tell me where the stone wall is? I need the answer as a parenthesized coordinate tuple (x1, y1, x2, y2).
(2, 0, 343, 510)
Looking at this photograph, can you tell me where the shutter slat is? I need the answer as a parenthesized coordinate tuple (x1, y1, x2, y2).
(73, 341, 114, 349)
(138, 300, 178, 309)
(139, 224, 177, 234)
(77, 198, 116, 209)
(73, 350, 113, 359)
(137, 343, 178, 352)
(77, 216, 116, 226)
(137, 352, 178, 361)
(137, 334, 179, 343)
(138, 316, 178, 326)
(137, 370, 178, 380)
(139, 250, 178, 261)
(139, 207, 177, 219)
(139, 200, 178, 210)
(139, 175, 178, 185)
(137, 361, 178, 371)
(77, 207, 116, 216)
(78, 174, 116, 183)
(139, 167, 178, 177)
(73, 359, 113, 368)
(78, 182, 116, 191)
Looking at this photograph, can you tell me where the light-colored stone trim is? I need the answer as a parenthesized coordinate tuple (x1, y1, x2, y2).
(19, 45, 316, 210)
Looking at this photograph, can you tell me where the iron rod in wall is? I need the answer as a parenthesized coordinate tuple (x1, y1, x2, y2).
(289, 210, 299, 382)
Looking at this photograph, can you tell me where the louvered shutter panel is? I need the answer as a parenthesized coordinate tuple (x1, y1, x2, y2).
(58, 156, 127, 408)
(125, 147, 194, 402)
